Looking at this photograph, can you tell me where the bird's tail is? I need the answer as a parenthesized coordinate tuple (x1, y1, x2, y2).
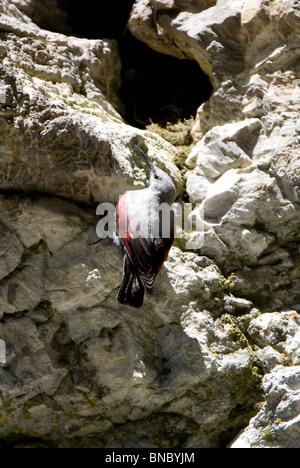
(117, 254, 145, 308)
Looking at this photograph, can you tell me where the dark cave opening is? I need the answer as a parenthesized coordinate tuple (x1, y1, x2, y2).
(66, 0, 133, 42)
(119, 31, 212, 128)
(35, 0, 213, 128)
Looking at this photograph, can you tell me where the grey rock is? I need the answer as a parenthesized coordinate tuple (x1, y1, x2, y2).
(248, 311, 300, 365)
(230, 366, 300, 448)
(130, 0, 300, 272)
(0, 0, 181, 205)
(255, 346, 285, 374)
(10, 0, 74, 35)
(130, 0, 300, 449)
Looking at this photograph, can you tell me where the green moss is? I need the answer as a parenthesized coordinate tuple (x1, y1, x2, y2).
(260, 425, 278, 443)
(0, 392, 13, 413)
(219, 314, 248, 346)
(147, 118, 195, 172)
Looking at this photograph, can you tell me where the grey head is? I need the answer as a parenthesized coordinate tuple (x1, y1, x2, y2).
(135, 145, 176, 204)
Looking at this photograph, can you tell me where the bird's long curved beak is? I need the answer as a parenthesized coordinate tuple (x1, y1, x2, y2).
(135, 145, 153, 170)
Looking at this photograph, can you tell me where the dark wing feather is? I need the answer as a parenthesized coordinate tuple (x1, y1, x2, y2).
(117, 199, 175, 294)
(126, 236, 159, 292)
(117, 254, 145, 307)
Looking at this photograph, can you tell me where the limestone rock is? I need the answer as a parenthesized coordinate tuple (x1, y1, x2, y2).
(10, 0, 74, 35)
(248, 311, 300, 365)
(130, 0, 300, 272)
(130, 0, 300, 449)
(0, 0, 181, 205)
(0, 0, 262, 448)
(230, 365, 300, 448)
(0, 206, 262, 447)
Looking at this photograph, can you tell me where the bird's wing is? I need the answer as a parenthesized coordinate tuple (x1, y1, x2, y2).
(117, 196, 175, 293)
(126, 236, 158, 292)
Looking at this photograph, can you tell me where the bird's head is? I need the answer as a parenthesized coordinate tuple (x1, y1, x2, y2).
(135, 145, 176, 204)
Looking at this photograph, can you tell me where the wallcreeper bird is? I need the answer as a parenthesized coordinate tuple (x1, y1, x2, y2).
(116, 145, 176, 307)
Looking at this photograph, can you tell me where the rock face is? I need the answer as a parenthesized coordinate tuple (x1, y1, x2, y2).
(130, 0, 300, 270)
(129, 0, 300, 448)
(0, 0, 299, 448)
(230, 365, 300, 448)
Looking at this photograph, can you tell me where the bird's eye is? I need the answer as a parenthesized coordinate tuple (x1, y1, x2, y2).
(154, 174, 159, 180)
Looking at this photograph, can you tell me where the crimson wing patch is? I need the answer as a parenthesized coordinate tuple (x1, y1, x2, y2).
(116, 195, 175, 294)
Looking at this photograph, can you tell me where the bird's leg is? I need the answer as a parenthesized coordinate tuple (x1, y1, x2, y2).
(88, 238, 103, 246)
